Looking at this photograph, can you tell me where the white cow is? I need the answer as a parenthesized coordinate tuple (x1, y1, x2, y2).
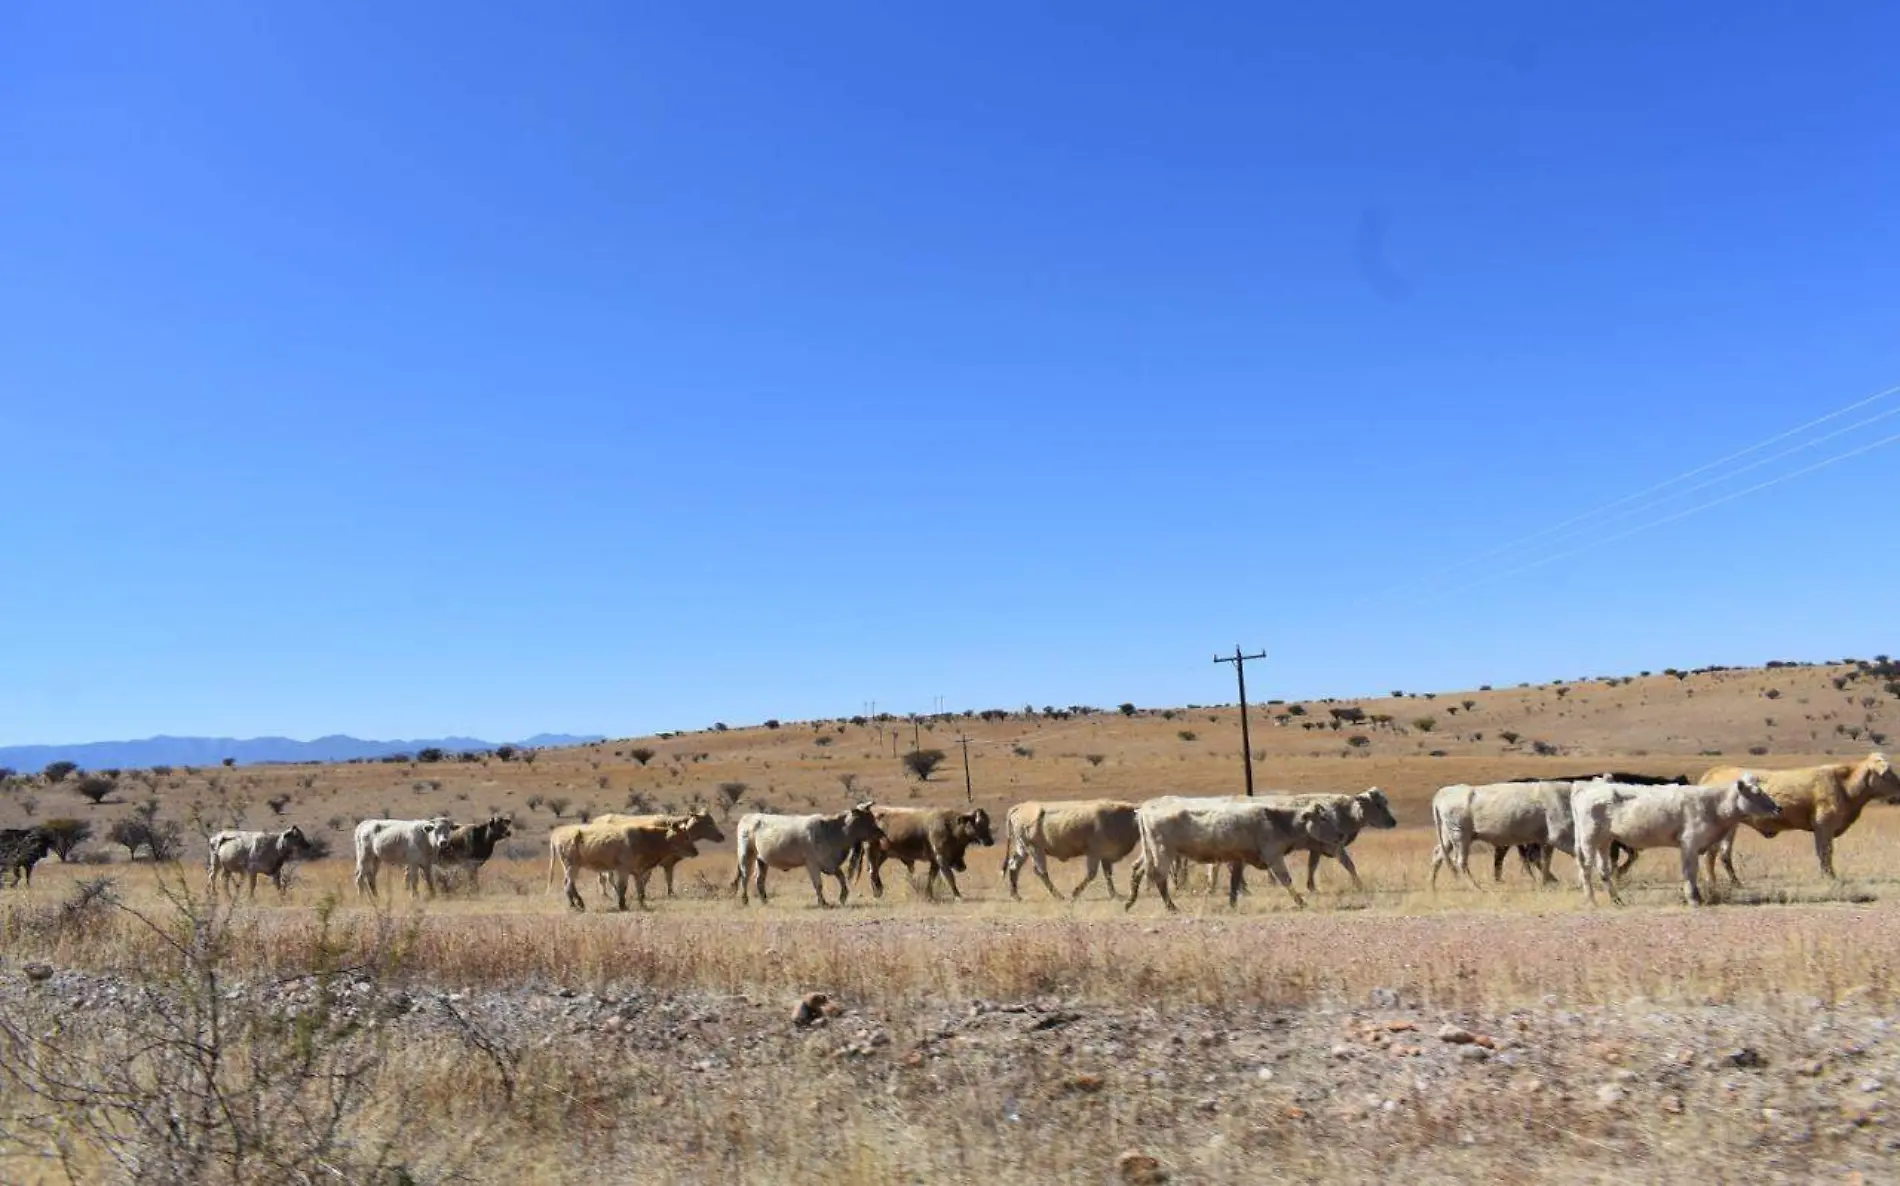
(1126, 796, 1342, 911)
(1429, 780, 1580, 889)
(206, 826, 316, 897)
(732, 804, 884, 907)
(1571, 774, 1778, 906)
(353, 817, 455, 898)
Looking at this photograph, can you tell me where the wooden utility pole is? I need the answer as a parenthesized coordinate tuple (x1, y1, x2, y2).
(958, 732, 973, 804)
(1214, 646, 1267, 796)
(912, 714, 922, 752)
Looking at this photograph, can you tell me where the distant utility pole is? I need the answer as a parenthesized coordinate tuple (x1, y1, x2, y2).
(958, 732, 974, 804)
(912, 714, 922, 752)
(1214, 646, 1267, 796)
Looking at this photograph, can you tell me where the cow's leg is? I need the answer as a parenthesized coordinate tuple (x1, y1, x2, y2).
(1815, 827, 1838, 880)
(663, 860, 677, 898)
(1304, 849, 1322, 893)
(1334, 847, 1364, 891)
(866, 851, 886, 899)
(1718, 831, 1742, 885)
(1070, 855, 1100, 901)
(611, 871, 630, 912)
(1262, 856, 1306, 909)
(564, 865, 586, 911)
(936, 851, 963, 900)
(1429, 842, 1447, 890)
(807, 860, 832, 908)
(1535, 846, 1559, 888)
(422, 862, 439, 899)
(1100, 860, 1120, 900)
(1602, 847, 1626, 906)
(755, 862, 770, 905)
(833, 868, 851, 904)
(1680, 842, 1703, 906)
(632, 869, 650, 911)
(247, 870, 259, 899)
(1577, 846, 1596, 906)
(1457, 839, 1483, 890)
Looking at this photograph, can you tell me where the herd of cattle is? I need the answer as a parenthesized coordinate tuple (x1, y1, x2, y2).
(1, 753, 1894, 911)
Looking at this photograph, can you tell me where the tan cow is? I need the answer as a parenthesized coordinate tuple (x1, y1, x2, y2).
(583, 811, 724, 902)
(849, 806, 994, 900)
(552, 815, 719, 911)
(1001, 800, 1140, 901)
(732, 804, 884, 907)
(1125, 796, 1342, 911)
(1700, 753, 1900, 881)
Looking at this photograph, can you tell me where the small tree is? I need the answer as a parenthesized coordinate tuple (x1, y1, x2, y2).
(1118, 703, 1137, 716)
(1412, 718, 1436, 733)
(837, 773, 860, 796)
(1500, 731, 1521, 745)
(1085, 753, 1107, 767)
(38, 818, 91, 860)
(629, 746, 657, 766)
(1177, 730, 1197, 742)
(267, 794, 293, 816)
(222, 757, 236, 768)
(43, 760, 79, 784)
(902, 749, 946, 781)
(73, 776, 117, 806)
(495, 745, 517, 762)
(717, 781, 749, 814)
(1347, 735, 1371, 749)
(417, 748, 445, 764)
(546, 796, 571, 818)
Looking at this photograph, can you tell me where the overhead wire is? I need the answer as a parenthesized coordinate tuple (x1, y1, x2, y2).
(1439, 427, 1900, 596)
(1354, 381, 1900, 605)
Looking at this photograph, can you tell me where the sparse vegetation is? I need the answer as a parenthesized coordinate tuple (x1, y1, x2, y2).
(902, 749, 946, 781)
(72, 776, 117, 806)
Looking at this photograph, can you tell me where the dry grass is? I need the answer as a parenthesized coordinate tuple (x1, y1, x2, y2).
(4, 660, 1899, 1182)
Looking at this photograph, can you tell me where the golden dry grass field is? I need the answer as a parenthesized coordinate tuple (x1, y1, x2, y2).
(4, 659, 1900, 1183)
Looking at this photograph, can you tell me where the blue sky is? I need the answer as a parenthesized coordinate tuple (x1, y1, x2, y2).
(5, 3, 1898, 745)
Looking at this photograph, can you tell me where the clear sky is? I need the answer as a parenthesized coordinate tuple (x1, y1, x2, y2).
(5, 3, 1898, 745)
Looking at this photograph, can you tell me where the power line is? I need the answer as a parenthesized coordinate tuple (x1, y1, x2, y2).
(1440, 401, 1900, 578)
(1442, 428, 1900, 595)
(1356, 381, 1900, 605)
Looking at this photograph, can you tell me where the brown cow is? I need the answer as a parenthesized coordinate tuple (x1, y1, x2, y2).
(439, 814, 514, 890)
(848, 806, 994, 900)
(1700, 753, 1900, 881)
(1001, 800, 1140, 901)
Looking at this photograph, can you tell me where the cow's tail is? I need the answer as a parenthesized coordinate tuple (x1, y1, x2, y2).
(545, 833, 561, 894)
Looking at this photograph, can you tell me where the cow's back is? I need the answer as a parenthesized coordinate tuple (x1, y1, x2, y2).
(1703, 763, 1830, 830)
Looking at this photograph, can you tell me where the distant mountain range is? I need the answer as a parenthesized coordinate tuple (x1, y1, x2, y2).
(0, 733, 605, 772)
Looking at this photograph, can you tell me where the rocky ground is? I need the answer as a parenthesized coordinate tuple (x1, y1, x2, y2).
(6, 958, 1898, 1183)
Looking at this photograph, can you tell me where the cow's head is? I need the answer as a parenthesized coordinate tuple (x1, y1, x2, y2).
(842, 802, 884, 844)
(279, 825, 315, 856)
(956, 808, 995, 847)
(486, 814, 515, 842)
(680, 808, 725, 845)
(1356, 788, 1398, 829)
(1733, 772, 1779, 819)
(1296, 804, 1343, 848)
(429, 817, 457, 854)
(1860, 752, 1899, 802)
(662, 818, 702, 856)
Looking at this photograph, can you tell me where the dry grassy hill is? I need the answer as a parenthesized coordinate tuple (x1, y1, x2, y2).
(3, 657, 1895, 861)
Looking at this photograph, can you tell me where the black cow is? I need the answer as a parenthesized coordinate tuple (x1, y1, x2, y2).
(1, 828, 55, 887)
